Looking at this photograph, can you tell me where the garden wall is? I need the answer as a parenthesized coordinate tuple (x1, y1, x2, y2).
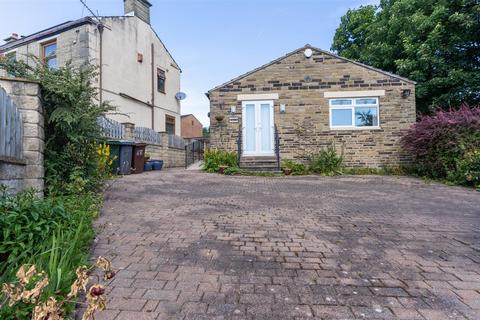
(0, 77, 44, 194)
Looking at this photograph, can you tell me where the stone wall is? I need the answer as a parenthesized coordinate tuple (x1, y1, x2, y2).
(121, 122, 185, 168)
(208, 47, 416, 167)
(0, 77, 44, 193)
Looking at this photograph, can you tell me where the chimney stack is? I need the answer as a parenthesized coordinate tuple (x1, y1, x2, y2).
(124, 0, 152, 25)
(3, 33, 19, 43)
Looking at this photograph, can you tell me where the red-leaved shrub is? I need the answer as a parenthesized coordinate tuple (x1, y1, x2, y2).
(401, 106, 480, 184)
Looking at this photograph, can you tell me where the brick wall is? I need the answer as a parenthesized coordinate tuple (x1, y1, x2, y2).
(208, 48, 416, 167)
(181, 115, 203, 139)
(0, 78, 44, 194)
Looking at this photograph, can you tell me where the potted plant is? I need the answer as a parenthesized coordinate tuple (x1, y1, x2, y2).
(218, 165, 228, 174)
(215, 114, 225, 122)
(144, 153, 151, 161)
(283, 168, 292, 176)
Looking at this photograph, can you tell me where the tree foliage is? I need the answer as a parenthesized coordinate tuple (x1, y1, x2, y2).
(332, 0, 480, 113)
(0, 58, 112, 194)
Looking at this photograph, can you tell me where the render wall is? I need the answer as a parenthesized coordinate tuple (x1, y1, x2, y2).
(0, 78, 44, 194)
(98, 17, 181, 133)
(208, 49, 416, 167)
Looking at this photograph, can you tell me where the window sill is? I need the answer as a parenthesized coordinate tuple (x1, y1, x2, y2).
(329, 126, 382, 131)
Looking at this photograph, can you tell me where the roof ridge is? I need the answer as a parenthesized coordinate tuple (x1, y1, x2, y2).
(207, 44, 415, 94)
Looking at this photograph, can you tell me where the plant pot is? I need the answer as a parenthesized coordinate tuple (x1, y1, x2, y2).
(218, 165, 228, 174)
(283, 168, 292, 176)
(215, 115, 225, 122)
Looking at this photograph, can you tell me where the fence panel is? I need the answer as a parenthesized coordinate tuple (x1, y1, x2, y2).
(134, 127, 162, 145)
(97, 117, 124, 140)
(0, 87, 23, 161)
(168, 134, 185, 149)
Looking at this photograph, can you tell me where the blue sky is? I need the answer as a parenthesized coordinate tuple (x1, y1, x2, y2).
(0, 0, 378, 127)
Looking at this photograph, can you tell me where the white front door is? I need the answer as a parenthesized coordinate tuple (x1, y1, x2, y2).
(242, 100, 274, 155)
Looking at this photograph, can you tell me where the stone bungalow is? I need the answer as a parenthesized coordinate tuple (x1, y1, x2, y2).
(207, 45, 416, 169)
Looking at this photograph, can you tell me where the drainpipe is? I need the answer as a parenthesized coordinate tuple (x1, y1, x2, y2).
(151, 43, 155, 130)
(98, 23, 104, 105)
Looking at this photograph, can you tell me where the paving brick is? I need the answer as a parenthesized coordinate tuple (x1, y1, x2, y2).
(89, 170, 480, 320)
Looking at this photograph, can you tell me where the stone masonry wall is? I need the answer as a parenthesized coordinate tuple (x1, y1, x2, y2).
(0, 78, 44, 193)
(208, 48, 416, 167)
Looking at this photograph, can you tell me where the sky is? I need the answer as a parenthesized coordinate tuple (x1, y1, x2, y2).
(0, 0, 378, 127)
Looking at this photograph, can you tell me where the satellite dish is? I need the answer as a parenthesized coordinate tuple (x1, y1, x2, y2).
(304, 48, 313, 58)
(175, 92, 187, 100)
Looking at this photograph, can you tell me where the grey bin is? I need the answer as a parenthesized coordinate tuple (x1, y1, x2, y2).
(108, 140, 134, 175)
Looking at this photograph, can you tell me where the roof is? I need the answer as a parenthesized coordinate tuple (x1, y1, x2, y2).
(208, 44, 416, 94)
(0, 17, 97, 51)
(0, 15, 181, 71)
(181, 114, 203, 124)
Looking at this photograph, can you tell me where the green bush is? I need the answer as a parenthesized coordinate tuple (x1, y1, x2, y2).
(447, 150, 480, 188)
(0, 189, 98, 319)
(223, 166, 241, 175)
(308, 144, 343, 175)
(203, 149, 238, 173)
(281, 160, 308, 175)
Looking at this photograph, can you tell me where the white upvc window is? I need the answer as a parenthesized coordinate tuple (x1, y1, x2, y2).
(329, 97, 380, 129)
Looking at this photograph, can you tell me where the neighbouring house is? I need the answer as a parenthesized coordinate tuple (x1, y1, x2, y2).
(0, 0, 182, 134)
(181, 114, 203, 139)
(207, 44, 416, 170)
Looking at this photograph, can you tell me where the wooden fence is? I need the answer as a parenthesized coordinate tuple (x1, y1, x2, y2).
(134, 127, 162, 145)
(0, 87, 23, 161)
(97, 116, 124, 140)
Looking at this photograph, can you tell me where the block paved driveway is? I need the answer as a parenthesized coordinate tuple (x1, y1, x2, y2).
(92, 170, 480, 320)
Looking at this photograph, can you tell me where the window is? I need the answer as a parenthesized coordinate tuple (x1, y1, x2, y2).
(157, 68, 166, 93)
(41, 40, 57, 69)
(329, 97, 379, 129)
(165, 115, 175, 135)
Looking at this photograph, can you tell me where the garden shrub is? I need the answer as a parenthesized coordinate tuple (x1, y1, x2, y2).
(0, 189, 99, 319)
(281, 160, 308, 175)
(402, 106, 480, 186)
(203, 149, 238, 173)
(223, 166, 241, 175)
(308, 144, 343, 175)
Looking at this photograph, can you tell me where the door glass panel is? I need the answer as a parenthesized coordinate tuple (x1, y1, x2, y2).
(244, 104, 255, 152)
(260, 104, 271, 152)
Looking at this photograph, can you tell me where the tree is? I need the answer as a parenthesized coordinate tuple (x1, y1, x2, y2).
(331, 0, 480, 114)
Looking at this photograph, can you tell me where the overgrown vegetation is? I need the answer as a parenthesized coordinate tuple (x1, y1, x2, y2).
(0, 58, 113, 318)
(203, 149, 238, 173)
(402, 106, 480, 188)
(331, 0, 480, 114)
(281, 160, 307, 175)
(308, 144, 344, 175)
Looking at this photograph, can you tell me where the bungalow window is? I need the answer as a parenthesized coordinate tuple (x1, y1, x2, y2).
(165, 115, 175, 135)
(329, 98, 379, 129)
(41, 40, 57, 69)
(157, 68, 166, 93)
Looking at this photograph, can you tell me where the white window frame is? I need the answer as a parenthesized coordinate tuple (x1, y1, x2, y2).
(329, 97, 380, 130)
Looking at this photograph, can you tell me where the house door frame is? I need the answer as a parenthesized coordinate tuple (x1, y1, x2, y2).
(242, 100, 274, 156)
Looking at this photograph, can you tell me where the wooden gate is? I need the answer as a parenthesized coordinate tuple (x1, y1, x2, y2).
(0, 87, 23, 162)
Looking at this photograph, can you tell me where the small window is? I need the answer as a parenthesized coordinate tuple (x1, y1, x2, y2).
(157, 68, 166, 93)
(329, 97, 379, 129)
(165, 115, 175, 135)
(41, 40, 57, 69)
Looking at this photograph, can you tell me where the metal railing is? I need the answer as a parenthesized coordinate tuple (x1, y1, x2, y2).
(97, 116, 124, 140)
(185, 139, 205, 168)
(274, 124, 280, 171)
(236, 124, 242, 165)
(134, 127, 162, 145)
(168, 134, 185, 149)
